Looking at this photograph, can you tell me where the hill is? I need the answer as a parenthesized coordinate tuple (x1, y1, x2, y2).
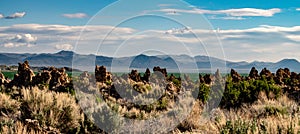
(0, 51, 299, 72)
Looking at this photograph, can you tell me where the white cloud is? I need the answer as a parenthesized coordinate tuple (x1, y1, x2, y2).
(216, 8, 281, 17)
(0, 24, 136, 53)
(62, 13, 88, 18)
(156, 8, 281, 18)
(1, 34, 37, 48)
(3, 43, 14, 48)
(2, 42, 33, 48)
(165, 27, 191, 34)
(11, 34, 37, 43)
(209, 15, 245, 20)
(5, 12, 26, 19)
(55, 44, 73, 50)
(296, 8, 300, 11)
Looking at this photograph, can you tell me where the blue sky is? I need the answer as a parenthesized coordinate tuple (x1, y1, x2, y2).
(0, 0, 300, 62)
(1, 0, 299, 28)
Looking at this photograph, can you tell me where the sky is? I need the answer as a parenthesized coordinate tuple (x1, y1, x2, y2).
(0, 0, 300, 62)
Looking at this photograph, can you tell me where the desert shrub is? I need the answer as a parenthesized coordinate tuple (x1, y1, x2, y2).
(219, 117, 300, 134)
(263, 106, 288, 117)
(156, 96, 169, 110)
(20, 87, 81, 133)
(1, 121, 47, 134)
(0, 93, 20, 116)
(220, 76, 282, 109)
(89, 103, 123, 133)
(220, 119, 258, 134)
(176, 101, 203, 132)
(172, 78, 181, 88)
(198, 83, 210, 102)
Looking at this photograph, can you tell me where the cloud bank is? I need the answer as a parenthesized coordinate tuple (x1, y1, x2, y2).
(1, 33, 37, 48)
(0, 24, 299, 62)
(153, 8, 281, 19)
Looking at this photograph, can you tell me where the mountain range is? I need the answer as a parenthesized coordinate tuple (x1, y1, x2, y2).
(0, 50, 299, 73)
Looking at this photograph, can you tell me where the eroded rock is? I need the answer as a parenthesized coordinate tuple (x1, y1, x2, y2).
(249, 67, 259, 79)
(95, 65, 112, 83)
(9, 61, 35, 87)
(260, 68, 273, 80)
(141, 68, 151, 83)
(153, 66, 168, 78)
(129, 70, 141, 82)
(231, 69, 242, 82)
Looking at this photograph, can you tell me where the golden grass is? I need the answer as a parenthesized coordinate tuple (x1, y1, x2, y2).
(0, 93, 20, 115)
(1, 121, 46, 134)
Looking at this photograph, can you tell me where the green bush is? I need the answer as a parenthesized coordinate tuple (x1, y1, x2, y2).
(219, 76, 282, 109)
(198, 84, 210, 102)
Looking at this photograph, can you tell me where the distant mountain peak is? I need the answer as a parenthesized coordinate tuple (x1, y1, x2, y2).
(0, 51, 300, 72)
(135, 54, 149, 57)
(278, 58, 299, 63)
(56, 50, 74, 55)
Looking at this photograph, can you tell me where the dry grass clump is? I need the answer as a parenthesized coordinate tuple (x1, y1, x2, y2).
(176, 100, 203, 132)
(196, 92, 300, 134)
(20, 87, 81, 132)
(1, 121, 46, 134)
(0, 93, 20, 115)
(0, 93, 22, 133)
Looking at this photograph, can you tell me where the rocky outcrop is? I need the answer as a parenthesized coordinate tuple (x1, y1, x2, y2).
(231, 69, 242, 82)
(33, 71, 51, 85)
(199, 74, 205, 84)
(153, 66, 168, 77)
(141, 68, 151, 83)
(129, 70, 141, 82)
(30, 66, 70, 90)
(9, 61, 35, 87)
(275, 68, 291, 85)
(198, 74, 212, 85)
(166, 82, 180, 94)
(249, 67, 259, 79)
(259, 68, 273, 80)
(48, 67, 70, 90)
(203, 74, 212, 85)
(95, 65, 112, 83)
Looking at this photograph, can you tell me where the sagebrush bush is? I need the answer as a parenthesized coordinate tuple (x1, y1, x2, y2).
(0, 93, 21, 133)
(20, 87, 81, 133)
(0, 93, 20, 115)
